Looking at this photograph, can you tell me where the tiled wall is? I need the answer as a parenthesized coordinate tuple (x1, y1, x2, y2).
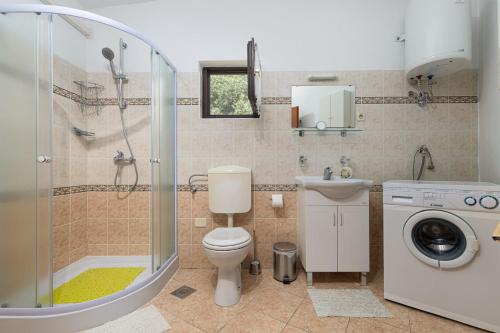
(52, 56, 89, 272)
(175, 69, 478, 271)
(176, 190, 384, 273)
(51, 56, 152, 273)
(177, 70, 478, 185)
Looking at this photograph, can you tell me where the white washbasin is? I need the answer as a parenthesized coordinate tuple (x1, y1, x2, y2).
(295, 176, 373, 199)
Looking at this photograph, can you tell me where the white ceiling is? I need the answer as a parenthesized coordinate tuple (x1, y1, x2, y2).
(76, 0, 156, 10)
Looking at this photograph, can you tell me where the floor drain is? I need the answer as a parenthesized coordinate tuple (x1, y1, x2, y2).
(170, 285, 197, 299)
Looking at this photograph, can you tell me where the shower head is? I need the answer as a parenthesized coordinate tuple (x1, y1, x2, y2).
(102, 47, 118, 77)
(101, 47, 115, 61)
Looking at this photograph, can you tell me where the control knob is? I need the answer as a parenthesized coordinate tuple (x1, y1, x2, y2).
(464, 196, 477, 206)
(479, 195, 499, 209)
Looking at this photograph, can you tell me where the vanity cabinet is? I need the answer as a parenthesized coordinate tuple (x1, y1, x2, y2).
(297, 187, 370, 286)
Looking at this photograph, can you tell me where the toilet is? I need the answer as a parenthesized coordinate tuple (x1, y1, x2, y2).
(202, 166, 252, 307)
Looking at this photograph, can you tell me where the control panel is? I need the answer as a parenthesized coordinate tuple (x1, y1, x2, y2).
(420, 191, 500, 211)
(383, 182, 500, 212)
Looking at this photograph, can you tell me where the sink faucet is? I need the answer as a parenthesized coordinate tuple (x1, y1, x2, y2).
(323, 166, 333, 180)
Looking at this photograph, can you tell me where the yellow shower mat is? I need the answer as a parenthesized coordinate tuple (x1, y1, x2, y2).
(53, 267, 145, 304)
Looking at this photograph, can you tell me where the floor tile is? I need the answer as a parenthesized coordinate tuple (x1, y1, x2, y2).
(288, 299, 349, 333)
(247, 285, 304, 323)
(282, 324, 308, 332)
(408, 308, 486, 333)
(155, 306, 205, 333)
(347, 317, 409, 332)
(371, 299, 410, 331)
(219, 307, 286, 333)
(146, 268, 488, 333)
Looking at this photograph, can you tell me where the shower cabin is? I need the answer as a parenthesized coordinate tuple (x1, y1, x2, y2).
(0, 5, 176, 329)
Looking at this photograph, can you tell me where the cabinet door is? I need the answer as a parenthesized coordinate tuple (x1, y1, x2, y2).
(304, 205, 337, 271)
(337, 205, 369, 272)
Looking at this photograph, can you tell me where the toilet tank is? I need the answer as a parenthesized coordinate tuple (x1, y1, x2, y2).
(208, 165, 251, 214)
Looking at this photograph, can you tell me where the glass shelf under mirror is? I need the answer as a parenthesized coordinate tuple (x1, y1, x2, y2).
(292, 127, 362, 137)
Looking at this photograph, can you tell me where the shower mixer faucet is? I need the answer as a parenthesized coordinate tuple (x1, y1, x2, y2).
(113, 150, 135, 163)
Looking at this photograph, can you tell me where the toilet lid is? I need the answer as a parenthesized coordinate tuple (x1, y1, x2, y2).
(203, 227, 251, 248)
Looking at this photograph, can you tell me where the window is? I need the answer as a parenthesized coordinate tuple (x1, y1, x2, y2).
(201, 67, 258, 118)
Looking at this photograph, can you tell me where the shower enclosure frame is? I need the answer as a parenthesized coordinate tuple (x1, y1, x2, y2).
(0, 4, 177, 333)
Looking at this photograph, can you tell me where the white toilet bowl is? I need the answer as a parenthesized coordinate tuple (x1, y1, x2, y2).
(202, 227, 251, 307)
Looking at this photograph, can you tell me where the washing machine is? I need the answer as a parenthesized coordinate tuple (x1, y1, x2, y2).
(383, 180, 500, 332)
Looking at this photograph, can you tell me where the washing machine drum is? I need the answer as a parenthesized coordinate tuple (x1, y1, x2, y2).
(403, 210, 479, 268)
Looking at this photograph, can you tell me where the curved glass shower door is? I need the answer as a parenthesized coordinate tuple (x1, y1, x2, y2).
(0, 7, 176, 311)
(151, 51, 176, 271)
(0, 12, 52, 308)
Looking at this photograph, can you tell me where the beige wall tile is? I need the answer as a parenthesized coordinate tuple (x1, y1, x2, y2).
(70, 245, 87, 264)
(255, 218, 277, 244)
(53, 195, 70, 227)
(277, 218, 297, 243)
(53, 225, 69, 258)
(70, 219, 87, 251)
(108, 218, 129, 244)
(129, 191, 150, 219)
(87, 192, 107, 218)
(383, 70, 406, 97)
(178, 218, 192, 245)
(70, 192, 87, 221)
(192, 219, 213, 244)
(256, 242, 274, 268)
(107, 192, 129, 218)
(129, 218, 150, 244)
(192, 191, 210, 218)
(178, 244, 192, 268)
(129, 244, 150, 255)
(108, 244, 129, 256)
(254, 192, 275, 218)
(88, 244, 107, 256)
(87, 218, 107, 244)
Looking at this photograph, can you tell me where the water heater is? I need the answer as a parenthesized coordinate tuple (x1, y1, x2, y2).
(405, 0, 472, 79)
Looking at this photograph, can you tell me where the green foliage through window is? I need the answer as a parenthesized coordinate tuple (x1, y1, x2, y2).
(209, 74, 252, 116)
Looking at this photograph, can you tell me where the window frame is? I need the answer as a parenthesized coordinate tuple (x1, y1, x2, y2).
(201, 66, 259, 119)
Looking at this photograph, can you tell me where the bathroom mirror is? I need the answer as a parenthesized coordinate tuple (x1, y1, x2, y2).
(291, 85, 356, 129)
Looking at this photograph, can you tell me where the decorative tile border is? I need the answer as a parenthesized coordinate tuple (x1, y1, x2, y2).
(176, 184, 383, 192)
(53, 85, 86, 104)
(260, 96, 478, 105)
(261, 97, 292, 105)
(383, 97, 408, 104)
(177, 98, 199, 106)
(54, 183, 383, 195)
(54, 84, 478, 107)
(52, 184, 151, 196)
(252, 184, 297, 191)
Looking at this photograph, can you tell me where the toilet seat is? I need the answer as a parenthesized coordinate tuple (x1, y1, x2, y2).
(203, 227, 251, 251)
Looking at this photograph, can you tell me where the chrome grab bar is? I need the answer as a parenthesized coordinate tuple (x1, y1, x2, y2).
(188, 174, 208, 193)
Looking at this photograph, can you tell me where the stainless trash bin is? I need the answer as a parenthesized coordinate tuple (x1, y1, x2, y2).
(273, 242, 297, 284)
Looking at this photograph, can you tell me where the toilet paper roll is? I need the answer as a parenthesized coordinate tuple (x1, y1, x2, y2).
(271, 194, 284, 208)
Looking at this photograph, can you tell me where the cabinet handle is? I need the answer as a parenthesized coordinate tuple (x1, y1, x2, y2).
(340, 213, 343, 226)
(333, 213, 336, 226)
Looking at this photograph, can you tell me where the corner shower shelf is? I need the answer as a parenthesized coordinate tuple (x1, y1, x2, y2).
(73, 81, 105, 115)
(293, 128, 362, 137)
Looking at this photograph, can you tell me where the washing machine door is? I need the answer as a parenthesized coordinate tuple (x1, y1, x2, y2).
(403, 210, 479, 269)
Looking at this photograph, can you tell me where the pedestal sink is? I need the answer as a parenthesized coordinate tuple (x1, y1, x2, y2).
(295, 176, 373, 199)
